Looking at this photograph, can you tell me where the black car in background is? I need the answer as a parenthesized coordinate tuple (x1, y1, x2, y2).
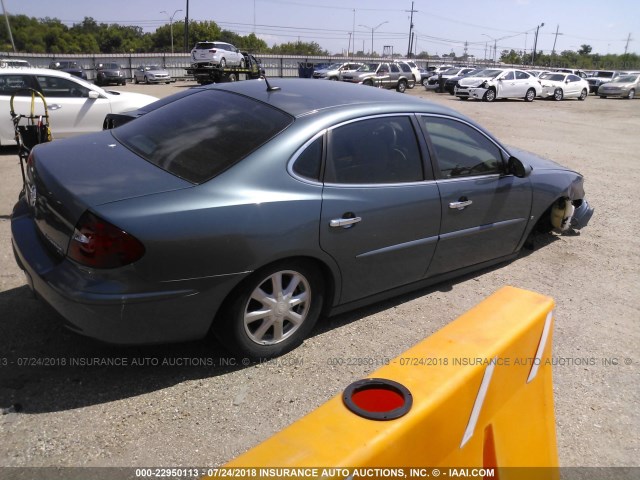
(444, 68, 483, 95)
(49, 60, 87, 80)
(95, 62, 126, 86)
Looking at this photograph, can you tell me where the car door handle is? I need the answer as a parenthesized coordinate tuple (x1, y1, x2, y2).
(449, 200, 473, 210)
(330, 216, 362, 228)
(48, 104, 62, 110)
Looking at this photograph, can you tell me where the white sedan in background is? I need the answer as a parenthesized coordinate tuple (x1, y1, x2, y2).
(0, 68, 157, 145)
(538, 72, 589, 101)
(456, 68, 542, 102)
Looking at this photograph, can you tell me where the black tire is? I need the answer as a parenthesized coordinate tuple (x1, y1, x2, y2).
(216, 260, 325, 360)
(396, 79, 407, 93)
(144, 76, 149, 84)
(525, 88, 536, 102)
(627, 89, 635, 99)
(134, 76, 139, 84)
(363, 79, 374, 87)
(578, 89, 587, 101)
(227, 73, 237, 82)
(553, 88, 563, 101)
(600, 95, 607, 99)
(483, 88, 496, 102)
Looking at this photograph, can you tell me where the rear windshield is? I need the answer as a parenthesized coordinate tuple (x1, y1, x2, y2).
(112, 89, 293, 184)
(195, 42, 215, 49)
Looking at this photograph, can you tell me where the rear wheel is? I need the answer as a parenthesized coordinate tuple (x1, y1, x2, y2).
(397, 79, 407, 93)
(239, 58, 245, 68)
(363, 79, 374, 87)
(220, 58, 227, 69)
(578, 88, 587, 101)
(627, 89, 635, 99)
(600, 95, 607, 99)
(525, 88, 536, 102)
(217, 261, 325, 359)
(483, 89, 496, 102)
(553, 88, 564, 101)
(134, 76, 139, 84)
(144, 76, 149, 84)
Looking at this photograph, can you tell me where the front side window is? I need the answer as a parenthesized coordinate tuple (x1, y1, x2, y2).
(35, 75, 90, 98)
(502, 71, 515, 80)
(0, 74, 36, 95)
(324, 116, 423, 184)
(113, 90, 293, 184)
(421, 116, 504, 179)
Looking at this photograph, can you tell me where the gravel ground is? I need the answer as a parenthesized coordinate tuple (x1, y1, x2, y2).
(0, 80, 638, 469)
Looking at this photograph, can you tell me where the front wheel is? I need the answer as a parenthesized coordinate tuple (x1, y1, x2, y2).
(553, 88, 563, 101)
(363, 79, 374, 87)
(483, 89, 496, 102)
(396, 79, 407, 93)
(525, 88, 536, 102)
(134, 76, 139, 84)
(144, 76, 149, 84)
(627, 89, 635, 99)
(216, 261, 325, 359)
(579, 89, 587, 101)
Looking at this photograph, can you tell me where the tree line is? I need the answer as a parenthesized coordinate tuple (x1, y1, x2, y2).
(0, 14, 329, 56)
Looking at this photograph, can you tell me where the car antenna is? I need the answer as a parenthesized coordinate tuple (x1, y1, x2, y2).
(261, 75, 281, 92)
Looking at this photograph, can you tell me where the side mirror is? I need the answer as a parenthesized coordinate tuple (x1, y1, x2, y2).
(507, 156, 531, 178)
(88, 91, 100, 99)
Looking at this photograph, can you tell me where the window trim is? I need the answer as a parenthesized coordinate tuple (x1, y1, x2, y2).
(287, 129, 326, 185)
(418, 114, 511, 181)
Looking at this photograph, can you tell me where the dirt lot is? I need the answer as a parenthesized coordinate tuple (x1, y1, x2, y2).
(0, 80, 638, 470)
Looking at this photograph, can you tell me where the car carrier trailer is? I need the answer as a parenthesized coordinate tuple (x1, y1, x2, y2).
(186, 52, 264, 85)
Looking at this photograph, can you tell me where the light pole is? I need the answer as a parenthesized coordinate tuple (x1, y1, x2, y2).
(531, 22, 545, 66)
(161, 9, 183, 54)
(482, 34, 497, 64)
(359, 21, 388, 55)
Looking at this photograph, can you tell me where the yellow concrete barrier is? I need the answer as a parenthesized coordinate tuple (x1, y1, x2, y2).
(219, 286, 559, 479)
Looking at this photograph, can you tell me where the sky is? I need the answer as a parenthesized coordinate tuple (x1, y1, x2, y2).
(5, 0, 639, 57)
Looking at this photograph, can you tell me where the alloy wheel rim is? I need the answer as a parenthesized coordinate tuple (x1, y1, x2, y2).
(243, 270, 311, 345)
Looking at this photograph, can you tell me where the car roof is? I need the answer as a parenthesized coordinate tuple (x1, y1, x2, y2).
(0, 67, 74, 79)
(205, 78, 461, 118)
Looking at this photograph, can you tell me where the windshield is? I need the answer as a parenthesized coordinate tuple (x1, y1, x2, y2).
(615, 75, 638, 83)
(471, 69, 502, 78)
(540, 73, 565, 81)
(327, 63, 343, 70)
(357, 63, 379, 72)
(113, 90, 294, 184)
(145, 65, 163, 71)
(443, 68, 459, 75)
(594, 71, 614, 78)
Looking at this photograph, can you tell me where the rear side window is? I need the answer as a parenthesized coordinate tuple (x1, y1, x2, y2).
(113, 90, 293, 184)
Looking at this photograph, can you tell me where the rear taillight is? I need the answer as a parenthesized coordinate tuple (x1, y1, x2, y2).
(67, 211, 145, 269)
(209, 49, 217, 53)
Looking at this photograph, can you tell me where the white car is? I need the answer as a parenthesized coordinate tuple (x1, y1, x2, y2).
(455, 68, 542, 102)
(190, 41, 245, 68)
(404, 60, 422, 86)
(538, 72, 589, 101)
(0, 68, 157, 145)
(312, 62, 363, 80)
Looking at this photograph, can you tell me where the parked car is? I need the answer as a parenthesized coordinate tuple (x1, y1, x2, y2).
(538, 72, 589, 101)
(444, 68, 483, 95)
(0, 68, 157, 145)
(419, 67, 437, 85)
(11, 79, 593, 359)
(597, 74, 640, 99)
(312, 62, 363, 80)
(526, 69, 550, 78)
(586, 70, 626, 94)
(190, 41, 245, 68)
(341, 62, 414, 92)
(427, 67, 475, 91)
(554, 68, 589, 79)
(95, 62, 126, 86)
(404, 60, 422, 86)
(455, 68, 542, 102)
(133, 65, 172, 84)
(49, 60, 87, 80)
(0, 58, 31, 68)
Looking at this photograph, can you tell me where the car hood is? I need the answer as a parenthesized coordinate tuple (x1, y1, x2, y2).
(458, 76, 495, 86)
(508, 146, 578, 173)
(102, 90, 158, 111)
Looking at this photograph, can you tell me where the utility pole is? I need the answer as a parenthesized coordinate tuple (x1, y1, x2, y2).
(531, 22, 544, 66)
(161, 9, 183, 54)
(551, 25, 562, 67)
(0, 0, 16, 53)
(184, 0, 189, 53)
(406, 1, 417, 58)
(624, 32, 632, 55)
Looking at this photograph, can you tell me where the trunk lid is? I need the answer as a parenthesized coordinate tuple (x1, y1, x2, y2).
(26, 131, 192, 258)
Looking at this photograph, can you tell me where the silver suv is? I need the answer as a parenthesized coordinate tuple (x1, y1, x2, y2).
(341, 62, 415, 93)
(191, 41, 245, 68)
(586, 71, 626, 94)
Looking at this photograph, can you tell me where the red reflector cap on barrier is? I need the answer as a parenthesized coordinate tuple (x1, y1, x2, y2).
(343, 378, 413, 420)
